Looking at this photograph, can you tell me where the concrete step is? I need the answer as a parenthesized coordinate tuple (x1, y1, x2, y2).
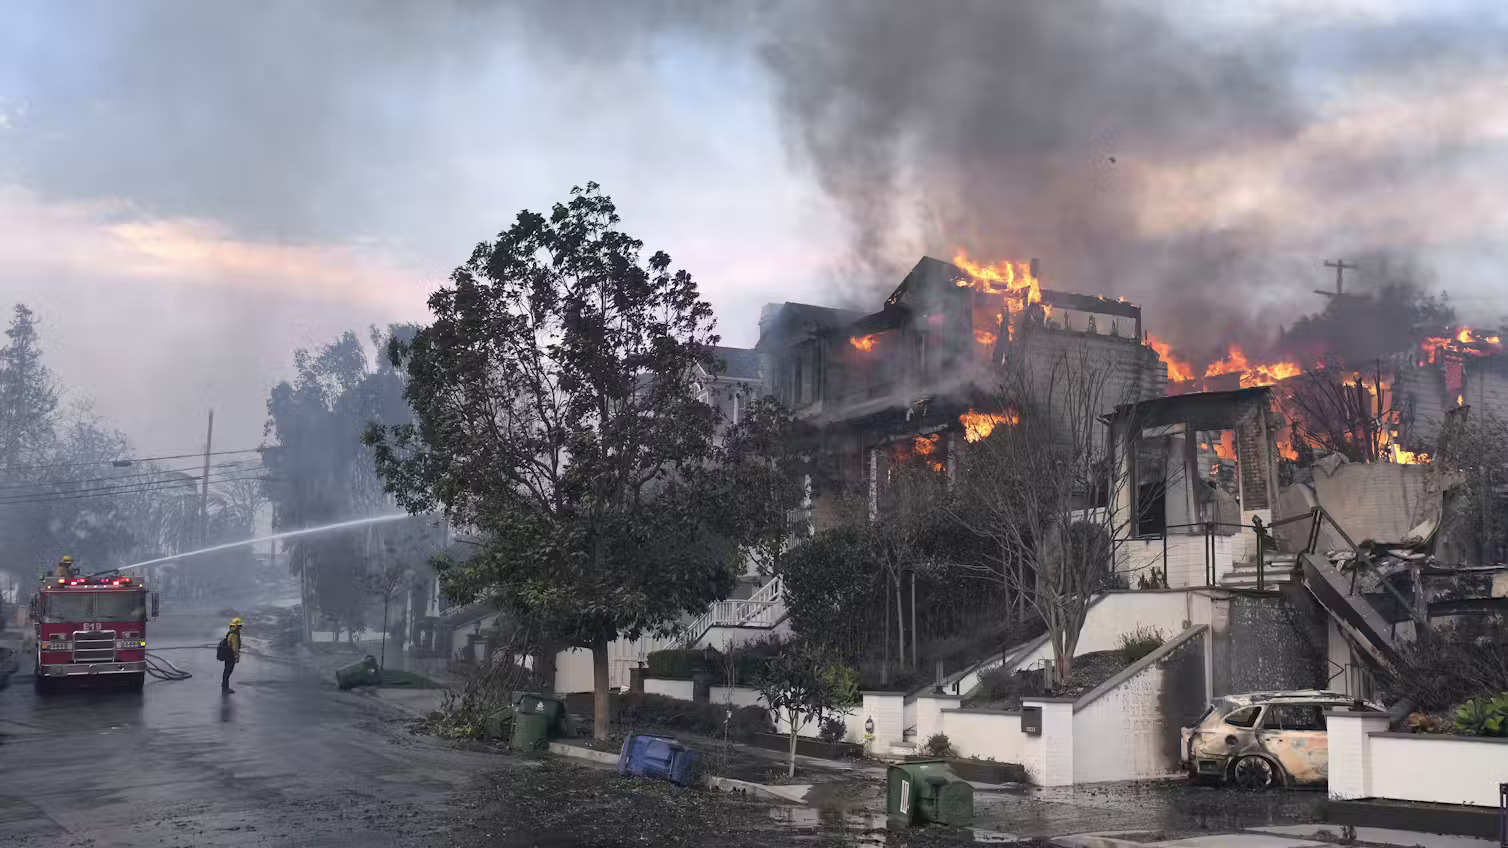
(1221, 559, 1299, 589)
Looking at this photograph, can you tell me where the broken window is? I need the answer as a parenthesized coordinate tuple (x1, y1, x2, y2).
(1262, 704, 1324, 732)
(1134, 438, 1168, 537)
(1224, 706, 1261, 728)
(1194, 429, 1240, 504)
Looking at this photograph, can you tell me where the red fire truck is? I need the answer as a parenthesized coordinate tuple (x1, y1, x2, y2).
(30, 573, 159, 693)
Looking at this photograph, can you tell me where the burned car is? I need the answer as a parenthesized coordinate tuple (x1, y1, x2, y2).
(1181, 690, 1384, 789)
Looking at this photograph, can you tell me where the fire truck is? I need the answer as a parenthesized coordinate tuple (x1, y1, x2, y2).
(30, 572, 159, 693)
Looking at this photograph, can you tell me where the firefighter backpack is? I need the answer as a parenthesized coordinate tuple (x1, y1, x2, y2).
(216, 634, 231, 661)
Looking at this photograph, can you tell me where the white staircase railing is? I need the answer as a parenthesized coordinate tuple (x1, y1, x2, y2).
(682, 575, 786, 647)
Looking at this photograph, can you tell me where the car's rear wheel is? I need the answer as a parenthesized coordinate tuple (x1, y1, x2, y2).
(1231, 755, 1280, 790)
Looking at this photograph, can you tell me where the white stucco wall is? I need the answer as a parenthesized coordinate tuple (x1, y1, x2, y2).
(772, 704, 860, 741)
(1119, 534, 1236, 589)
(1071, 633, 1202, 783)
(1368, 735, 1508, 807)
(708, 685, 764, 708)
(863, 692, 906, 749)
(643, 677, 696, 700)
(913, 695, 962, 744)
(1329, 711, 1508, 808)
(941, 710, 1024, 764)
(1008, 590, 1213, 673)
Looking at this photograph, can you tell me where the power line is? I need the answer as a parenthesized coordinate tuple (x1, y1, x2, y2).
(0, 470, 270, 508)
(0, 447, 265, 475)
(0, 459, 256, 493)
(0, 463, 262, 502)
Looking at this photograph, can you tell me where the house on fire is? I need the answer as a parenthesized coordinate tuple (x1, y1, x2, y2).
(757, 256, 1166, 524)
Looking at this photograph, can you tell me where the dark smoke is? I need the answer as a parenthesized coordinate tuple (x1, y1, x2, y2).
(756, 0, 1309, 359)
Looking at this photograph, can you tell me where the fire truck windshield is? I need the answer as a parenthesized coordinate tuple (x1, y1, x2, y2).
(42, 591, 145, 624)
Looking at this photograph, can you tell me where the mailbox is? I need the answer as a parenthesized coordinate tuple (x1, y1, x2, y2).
(1021, 705, 1042, 735)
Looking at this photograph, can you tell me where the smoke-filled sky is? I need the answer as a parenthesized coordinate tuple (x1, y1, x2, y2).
(2, 0, 1506, 455)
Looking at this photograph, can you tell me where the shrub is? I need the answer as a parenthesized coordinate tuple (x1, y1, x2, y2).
(646, 647, 716, 680)
(923, 733, 955, 757)
(647, 638, 786, 685)
(619, 692, 773, 741)
(1381, 621, 1508, 711)
(1455, 694, 1508, 737)
(819, 717, 847, 743)
(1117, 626, 1166, 664)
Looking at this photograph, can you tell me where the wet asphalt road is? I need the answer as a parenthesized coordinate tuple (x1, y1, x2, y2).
(0, 613, 502, 847)
(0, 613, 1331, 847)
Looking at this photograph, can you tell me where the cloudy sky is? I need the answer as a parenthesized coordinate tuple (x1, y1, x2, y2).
(2, 0, 1506, 455)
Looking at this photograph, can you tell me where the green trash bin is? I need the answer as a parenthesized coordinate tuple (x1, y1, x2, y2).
(335, 655, 381, 690)
(886, 760, 974, 827)
(512, 706, 551, 753)
(512, 692, 568, 737)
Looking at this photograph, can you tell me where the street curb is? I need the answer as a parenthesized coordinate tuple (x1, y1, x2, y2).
(548, 741, 812, 804)
(1051, 833, 1160, 848)
(548, 742, 619, 766)
(706, 776, 812, 804)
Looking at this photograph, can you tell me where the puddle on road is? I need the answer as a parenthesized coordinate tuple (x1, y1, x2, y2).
(766, 805, 1029, 845)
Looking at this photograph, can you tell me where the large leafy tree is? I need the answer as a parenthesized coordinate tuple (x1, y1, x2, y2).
(368, 183, 765, 739)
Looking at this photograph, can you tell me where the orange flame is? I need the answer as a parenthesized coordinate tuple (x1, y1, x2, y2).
(1419, 327, 1503, 363)
(1213, 431, 1237, 461)
(1146, 334, 1196, 382)
(953, 252, 1042, 349)
(1203, 344, 1301, 388)
(914, 433, 940, 455)
(961, 408, 1019, 442)
(850, 335, 878, 352)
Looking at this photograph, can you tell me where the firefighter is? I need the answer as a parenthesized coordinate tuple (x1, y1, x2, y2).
(220, 617, 243, 693)
(54, 556, 75, 579)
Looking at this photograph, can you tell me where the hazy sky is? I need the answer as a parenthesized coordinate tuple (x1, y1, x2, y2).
(2, 0, 1506, 456)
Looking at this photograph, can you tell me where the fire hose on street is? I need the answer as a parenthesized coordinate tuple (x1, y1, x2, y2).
(144, 651, 192, 681)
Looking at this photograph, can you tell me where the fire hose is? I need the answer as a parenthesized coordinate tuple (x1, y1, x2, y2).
(145, 651, 193, 681)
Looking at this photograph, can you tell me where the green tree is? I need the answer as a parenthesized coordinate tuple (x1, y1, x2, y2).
(368, 183, 759, 739)
(757, 643, 856, 777)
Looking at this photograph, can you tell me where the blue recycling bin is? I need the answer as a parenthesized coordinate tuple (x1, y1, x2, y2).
(617, 733, 702, 787)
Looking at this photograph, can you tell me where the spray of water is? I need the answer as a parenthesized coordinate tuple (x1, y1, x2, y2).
(115, 513, 415, 572)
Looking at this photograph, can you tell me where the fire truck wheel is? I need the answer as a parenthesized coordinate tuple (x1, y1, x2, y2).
(124, 672, 146, 692)
(33, 674, 53, 695)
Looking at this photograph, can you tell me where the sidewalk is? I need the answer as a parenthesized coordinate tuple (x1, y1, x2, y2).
(1055, 823, 1495, 848)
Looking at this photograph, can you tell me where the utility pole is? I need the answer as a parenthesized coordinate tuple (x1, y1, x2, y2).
(1318, 260, 1358, 298)
(199, 409, 214, 546)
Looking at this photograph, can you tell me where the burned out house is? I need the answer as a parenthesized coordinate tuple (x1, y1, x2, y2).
(758, 256, 1166, 523)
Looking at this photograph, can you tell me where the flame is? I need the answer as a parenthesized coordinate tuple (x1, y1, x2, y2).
(1202, 344, 1301, 388)
(914, 433, 940, 455)
(953, 252, 1042, 349)
(961, 408, 1018, 442)
(1146, 334, 1196, 382)
(850, 335, 878, 352)
(1213, 431, 1237, 461)
(1389, 443, 1427, 465)
(1276, 431, 1299, 462)
(1458, 393, 1465, 406)
(1419, 328, 1504, 363)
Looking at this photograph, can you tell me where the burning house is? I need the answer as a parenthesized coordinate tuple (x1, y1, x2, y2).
(757, 255, 1166, 522)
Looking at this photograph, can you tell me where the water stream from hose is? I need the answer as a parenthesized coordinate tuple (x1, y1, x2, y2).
(116, 513, 415, 572)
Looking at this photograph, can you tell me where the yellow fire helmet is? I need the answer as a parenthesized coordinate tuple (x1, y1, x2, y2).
(61, 555, 72, 563)
(230, 617, 244, 626)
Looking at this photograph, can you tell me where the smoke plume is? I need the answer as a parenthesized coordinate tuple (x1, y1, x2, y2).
(753, 0, 1311, 359)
